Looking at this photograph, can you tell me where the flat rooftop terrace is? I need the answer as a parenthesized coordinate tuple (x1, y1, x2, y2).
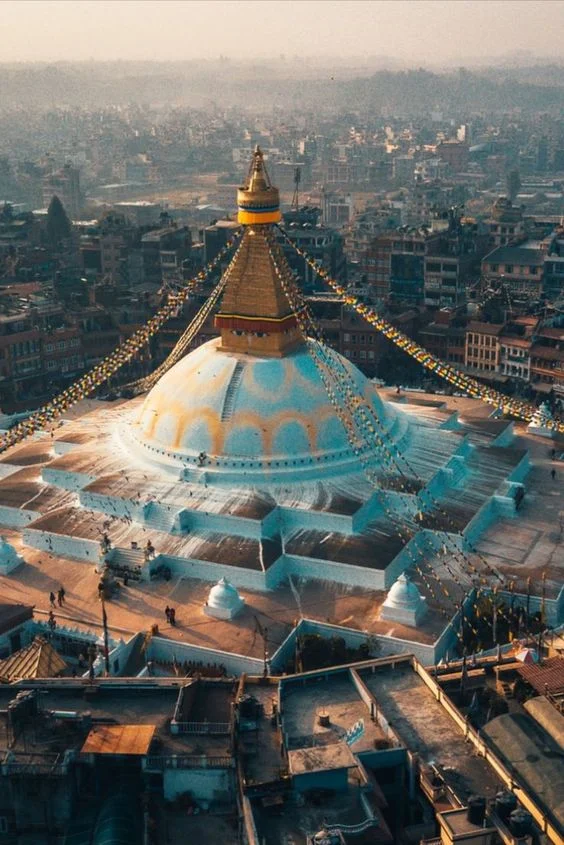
(0, 684, 231, 757)
(359, 663, 501, 803)
(281, 671, 386, 753)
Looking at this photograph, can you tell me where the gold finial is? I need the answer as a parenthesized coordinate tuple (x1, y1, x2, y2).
(246, 146, 270, 193)
(237, 146, 281, 225)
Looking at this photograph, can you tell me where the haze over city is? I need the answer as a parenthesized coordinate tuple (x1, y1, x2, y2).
(0, 0, 562, 66)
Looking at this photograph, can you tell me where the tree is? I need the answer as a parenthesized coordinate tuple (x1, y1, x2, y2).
(506, 169, 521, 203)
(46, 195, 71, 247)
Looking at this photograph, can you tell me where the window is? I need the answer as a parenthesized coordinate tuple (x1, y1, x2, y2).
(530, 266, 538, 275)
(45, 343, 54, 352)
(57, 340, 66, 350)
(350, 335, 357, 344)
(491, 264, 499, 272)
(343, 333, 350, 342)
(368, 351, 375, 360)
(0, 817, 9, 834)
(360, 350, 367, 360)
(47, 360, 57, 371)
(505, 265, 513, 273)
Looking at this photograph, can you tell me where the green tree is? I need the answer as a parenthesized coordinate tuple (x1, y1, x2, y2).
(46, 194, 71, 247)
(506, 169, 521, 203)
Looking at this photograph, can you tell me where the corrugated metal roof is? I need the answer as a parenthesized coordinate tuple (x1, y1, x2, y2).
(81, 724, 155, 756)
(516, 656, 564, 696)
(0, 636, 67, 681)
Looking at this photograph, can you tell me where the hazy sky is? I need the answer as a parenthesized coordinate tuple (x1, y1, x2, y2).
(0, 0, 561, 65)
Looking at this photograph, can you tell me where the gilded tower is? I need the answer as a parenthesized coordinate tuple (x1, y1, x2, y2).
(215, 147, 303, 358)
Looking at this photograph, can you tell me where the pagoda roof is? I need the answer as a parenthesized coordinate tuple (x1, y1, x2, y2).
(0, 636, 67, 682)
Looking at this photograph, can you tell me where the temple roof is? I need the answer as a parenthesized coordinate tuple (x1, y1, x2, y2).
(0, 636, 67, 681)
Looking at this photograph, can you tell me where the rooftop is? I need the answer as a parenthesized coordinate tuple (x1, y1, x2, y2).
(358, 662, 501, 803)
(287, 742, 357, 775)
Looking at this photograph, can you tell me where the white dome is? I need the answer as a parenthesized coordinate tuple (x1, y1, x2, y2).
(204, 577, 244, 620)
(0, 536, 23, 574)
(386, 573, 422, 610)
(124, 336, 402, 485)
(381, 573, 426, 627)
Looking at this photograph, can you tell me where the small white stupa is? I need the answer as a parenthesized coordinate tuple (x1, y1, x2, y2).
(0, 536, 24, 574)
(527, 401, 554, 439)
(204, 577, 245, 620)
(381, 573, 427, 627)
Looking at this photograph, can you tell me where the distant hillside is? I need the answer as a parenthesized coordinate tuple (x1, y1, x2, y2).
(0, 61, 563, 112)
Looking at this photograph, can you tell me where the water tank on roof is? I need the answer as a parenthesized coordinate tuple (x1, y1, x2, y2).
(509, 809, 533, 837)
(495, 790, 517, 822)
(467, 795, 486, 826)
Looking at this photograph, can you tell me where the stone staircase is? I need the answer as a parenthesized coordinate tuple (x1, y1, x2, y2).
(221, 362, 245, 422)
(107, 547, 146, 580)
(143, 507, 176, 534)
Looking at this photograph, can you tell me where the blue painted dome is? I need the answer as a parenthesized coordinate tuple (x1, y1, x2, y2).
(127, 337, 401, 484)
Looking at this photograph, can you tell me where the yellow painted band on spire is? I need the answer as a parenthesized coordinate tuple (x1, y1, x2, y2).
(238, 209, 281, 225)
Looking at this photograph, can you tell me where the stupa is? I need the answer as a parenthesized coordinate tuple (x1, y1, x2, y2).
(0, 149, 538, 650)
(204, 577, 245, 620)
(381, 573, 427, 627)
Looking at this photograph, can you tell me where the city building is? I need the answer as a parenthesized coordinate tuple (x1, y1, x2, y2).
(141, 224, 192, 286)
(42, 164, 82, 220)
(484, 198, 525, 248)
(0, 652, 561, 844)
(498, 317, 537, 382)
(464, 321, 504, 375)
(436, 139, 470, 172)
(279, 205, 346, 292)
(482, 242, 545, 298)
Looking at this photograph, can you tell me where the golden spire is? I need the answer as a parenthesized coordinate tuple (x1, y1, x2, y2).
(215, 148, 302, 358)
(237, 146, 281, 226)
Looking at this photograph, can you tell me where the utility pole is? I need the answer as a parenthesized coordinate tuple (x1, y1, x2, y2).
(101, 595, 110, 675)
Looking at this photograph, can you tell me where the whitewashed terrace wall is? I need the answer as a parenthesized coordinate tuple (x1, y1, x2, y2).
(179, 509, 264, 540)
(351, 494, 383, 533)
(284, 554, 387, 590)
(0, 505, 38, 528)
(23, 527, 100, 563)
(278, 506, 354, 536)
(42, 468, 96, 491)
(159, 553, 270, 591)
(79, 491, 143, 520)
(297, 618, 435, 665)
(499, 587, 564, 627)
(163, 768, 232, 802)
(53, 441, 81, 456)
(146, 635, 263, 676)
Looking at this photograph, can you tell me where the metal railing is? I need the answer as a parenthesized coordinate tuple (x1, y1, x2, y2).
(324, 818, 378, 835)
(173, 720, 231, 735)
(143, 754, 232, 770)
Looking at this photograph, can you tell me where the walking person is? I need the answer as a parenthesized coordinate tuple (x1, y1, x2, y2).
(48, 610, 56, 631)
(59, 585, 65, 604)
(551, 468, 557, 481)
(165, 605, 171, 624)
(49, 591, 56, 609)
(170, 607, 176, 627)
